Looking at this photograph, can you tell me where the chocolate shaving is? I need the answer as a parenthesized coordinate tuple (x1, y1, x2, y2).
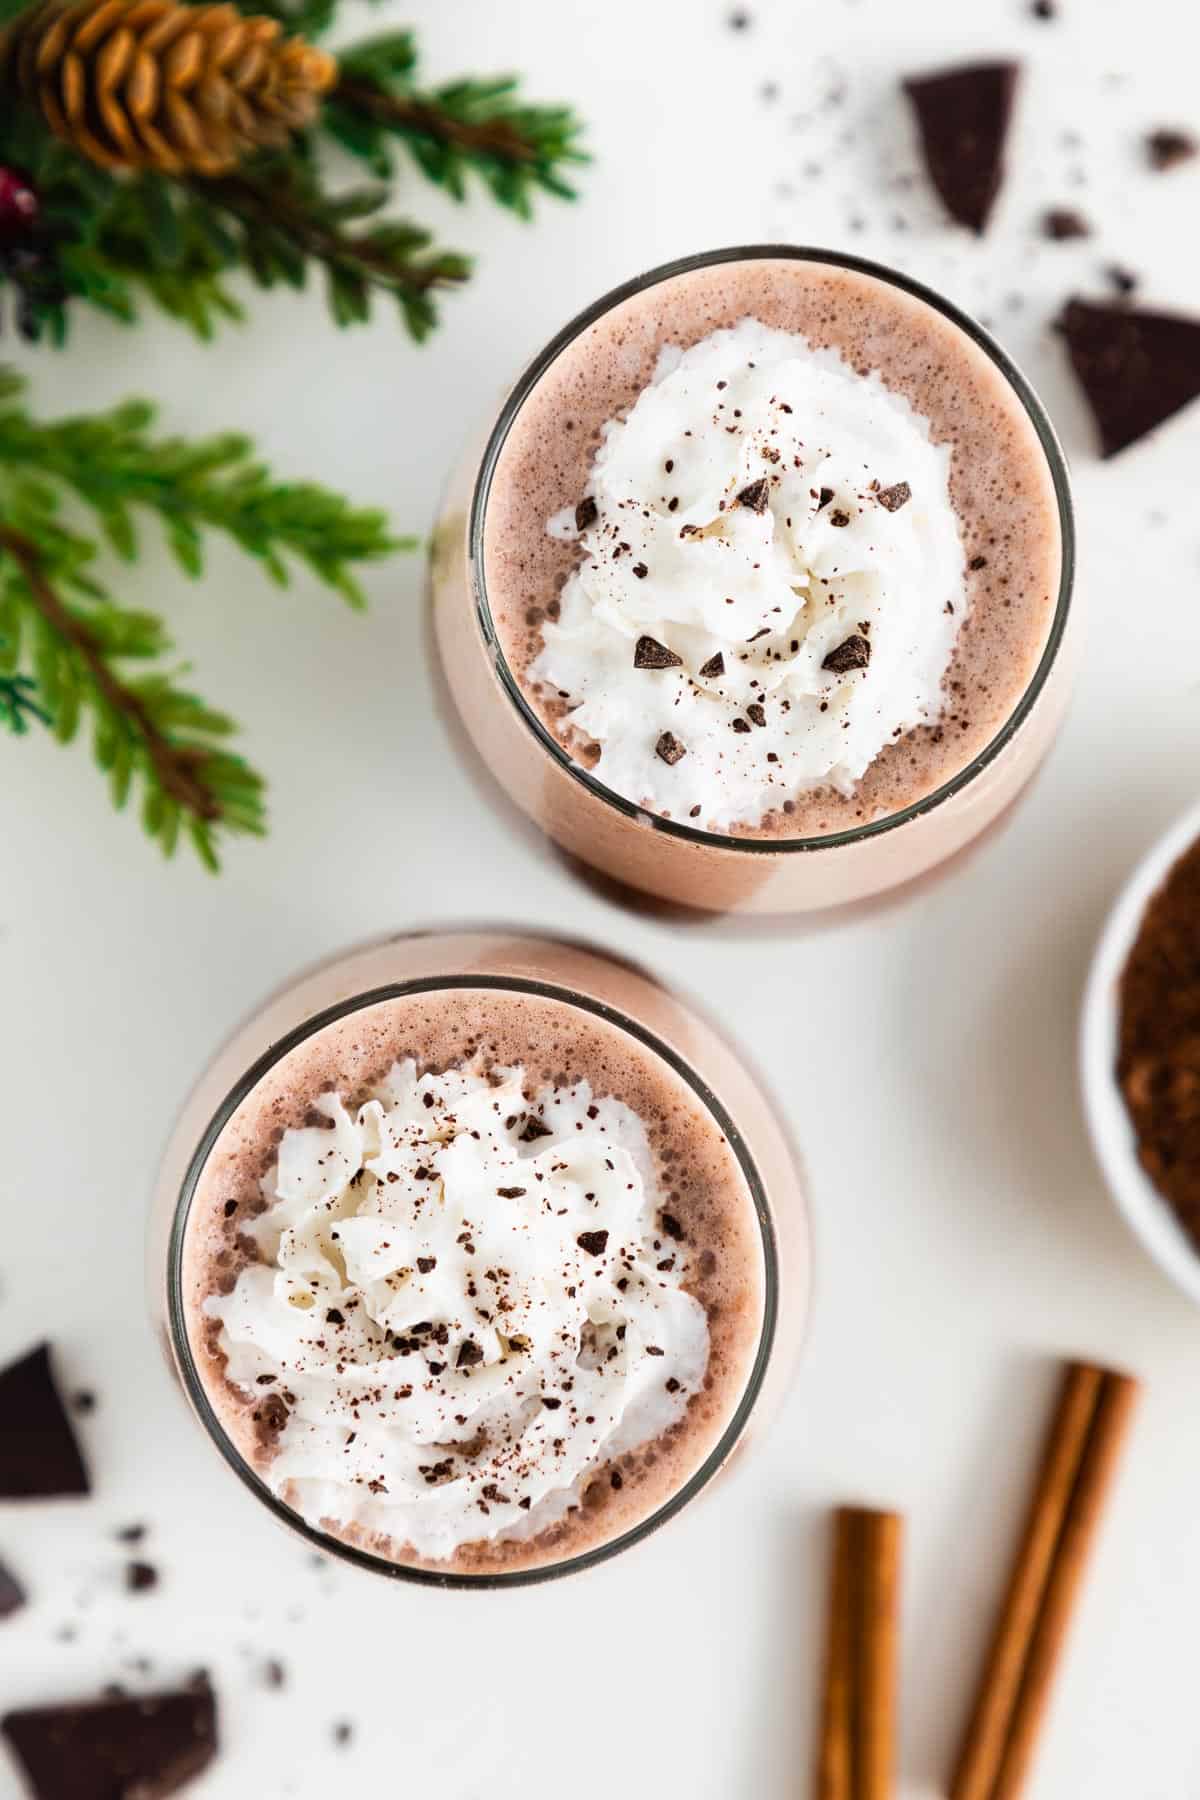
(876, 481, 912, 512)
(634, 635, 683, 670)
(698, 652, 725, 679)
(817, 486, 835, 511)
(822, 634, 872, 674)
(496, 1186, 527, 1198)
(655, 731, 686, 766)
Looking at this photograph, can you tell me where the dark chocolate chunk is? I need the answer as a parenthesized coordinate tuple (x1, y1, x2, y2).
(731, 717, 752, 733)
(325, 1308, 344, 1325)
(496, 1186, 526, 1199)
(828, 509, 851, 528)
(632, 562, 649, 580)
(519, 1116, 552, 1142)
(416, 1257, 436, 1275)
(698, 652, 725, 679)
(1056, 297, 1200, 456)
(903, 61, 1021, 233)
(576, 1230, 609, 1257)
(634, 635, 683, 670)
(746, 703, 767, 727)
(0, 1343, 89, 1499)
(736, 478, 770, 513)
(1146, 128, 1197, 172)
(655, 731, 686, 766)
(2, 1677, 217, 1799)
(574, 496, 598, 532)
(540, 1396, 562, 1410)
(822, 634, 872, 674)
(126, 1560, 159, 1593)
(817, 486, 835, 510)
(876, 481, 912, 512)
(456, 1340, 484, 1369)
(1041, 207, 1090, 240)
(0, 1559, 26, 1619)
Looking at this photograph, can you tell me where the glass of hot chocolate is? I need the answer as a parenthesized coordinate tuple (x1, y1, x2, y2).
(150, 932, 805, 1585)
(431, 246, 1075, 913)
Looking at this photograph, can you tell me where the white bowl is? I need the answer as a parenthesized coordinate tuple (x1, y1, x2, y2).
(1080, 798, 1200, 1306)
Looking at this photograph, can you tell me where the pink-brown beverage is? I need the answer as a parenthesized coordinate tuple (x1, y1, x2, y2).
(151, 934, 805, 1585)
(431, 247, 1074, 913)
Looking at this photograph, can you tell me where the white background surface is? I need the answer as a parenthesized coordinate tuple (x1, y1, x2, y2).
(3, 0, 1200, 1794)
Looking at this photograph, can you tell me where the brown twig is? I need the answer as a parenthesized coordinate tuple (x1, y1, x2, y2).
(0, 525, 221, 821)
(332, 77, 537, 164)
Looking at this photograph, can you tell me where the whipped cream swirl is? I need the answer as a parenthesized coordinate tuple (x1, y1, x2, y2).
(209, 1061, 709, 1562)
(532, 318, 967, 829)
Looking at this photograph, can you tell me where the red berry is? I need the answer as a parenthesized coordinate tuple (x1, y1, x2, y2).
(0, 166, 39, 244)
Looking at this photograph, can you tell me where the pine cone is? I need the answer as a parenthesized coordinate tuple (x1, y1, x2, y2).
(0, 0, 337, 176)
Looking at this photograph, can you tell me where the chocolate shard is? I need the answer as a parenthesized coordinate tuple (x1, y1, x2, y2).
(816, 486, 835, 511)
(574, 496, 598, 532)
(903, 61, 1021, 233)
(0, 1343, 89, 1499)
(698, 652, 725, 680)
(655, 731, 686, 766)
(2, 1678, 217, 1800)
(633, 635, 683, 670)
(875, 481, 912, 512)
(576, 1230, 609, 1257)
(822, 634, 872, 674)
(1056, 297, 1200, 457)
(0, 1558, 26, 1620)
(736, 478, 771, 513)
(1041, 207, 1090, 241)
(1146, 128, 1197, 172)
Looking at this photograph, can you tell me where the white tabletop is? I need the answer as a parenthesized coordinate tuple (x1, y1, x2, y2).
(4, 0, 1200, 1794)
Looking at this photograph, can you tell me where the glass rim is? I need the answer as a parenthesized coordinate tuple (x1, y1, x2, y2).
(166, 969, 781, 1590)
(467, 242, 1077, 856)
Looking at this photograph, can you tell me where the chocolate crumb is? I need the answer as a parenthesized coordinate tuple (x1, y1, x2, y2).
(817, 486, 835, 511)
(576, 1230, 609, 1257)
(876, 481, 912, 512)
(969, 554, 988, 571)
(731, 717, 752, 734)
(416, 1257, 436, 1274)
(610, 1469, 624, 1490)
(125, 1561, 159, 1594)
(655, 731, 686, 766)
(540, 1396, 562, 1410)
(456, 1340, 484, 1369)
(828, 509, 851, 528)
(747, 703, 767, 728)
(520, 1116, 552, 1142)
(634, 635, 683, 670)
(1041, 207, 1090, 240)
(496, 1186, 526, 1199)
(325, 1308, 344, 1325)
(632, 562, 649, 580)
(574, 496, 598, 531)
(736, 478, 770, 513)
(0, 1559, 26, 1620)
(660, 1213, 684, 1240)
(822, 634, 871, 674)
(333, 1720, 354, 1748)
(1146, 128, 1197, 172)
(698, 652, 725, 679)
(223, 1199, 238, 1218)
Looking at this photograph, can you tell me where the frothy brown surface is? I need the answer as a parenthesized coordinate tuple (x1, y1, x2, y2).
(182, 987, 766, 1577)
(483, 257, 1063, 837)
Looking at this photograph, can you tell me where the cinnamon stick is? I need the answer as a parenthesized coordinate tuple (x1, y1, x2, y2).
(950, 1362, 1140, 1800)
(816, 1507, 902, 1800)
(991, 1370, 1139, 1800)
(854, 1510, 902, 1800)
(950, 1363, 1104, 1800)
(816, 1510, 855, 1800)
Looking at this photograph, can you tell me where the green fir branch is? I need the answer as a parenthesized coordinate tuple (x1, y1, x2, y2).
(326, 34, 588, 212)
(0, 369, 408, 867)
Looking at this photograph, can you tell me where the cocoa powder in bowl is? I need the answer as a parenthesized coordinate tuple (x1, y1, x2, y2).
(1117, 835, 1200, 1247)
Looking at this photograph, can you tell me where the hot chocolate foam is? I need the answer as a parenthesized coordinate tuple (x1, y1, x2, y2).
(532, 318, 966, 827)
(182, 988, 765, 1576)
(207, 1061, 709, 1562)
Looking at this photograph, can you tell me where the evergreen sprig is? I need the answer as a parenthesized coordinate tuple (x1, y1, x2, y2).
(0, 13, 585, 343)
(0, 368, 408, 867)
